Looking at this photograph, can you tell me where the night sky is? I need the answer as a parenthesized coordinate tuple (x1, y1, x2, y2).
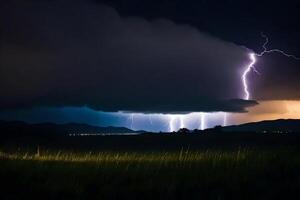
(1, 0, 300, 131)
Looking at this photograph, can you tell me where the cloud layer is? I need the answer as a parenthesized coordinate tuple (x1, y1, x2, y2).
(0, 0, 257, 113)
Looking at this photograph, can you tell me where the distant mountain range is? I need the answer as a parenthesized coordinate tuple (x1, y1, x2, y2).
(222, 119, 300, 132)
(0, 120, 143, 137)
(0, 119, 299, 138)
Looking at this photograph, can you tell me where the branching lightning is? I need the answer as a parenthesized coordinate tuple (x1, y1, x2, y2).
(242, 33, 300, 100)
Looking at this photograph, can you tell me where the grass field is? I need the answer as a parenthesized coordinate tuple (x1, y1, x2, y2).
(1, 148, 300, 200)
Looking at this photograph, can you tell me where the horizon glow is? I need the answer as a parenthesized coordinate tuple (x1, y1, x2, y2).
(1, 101, 300, 132)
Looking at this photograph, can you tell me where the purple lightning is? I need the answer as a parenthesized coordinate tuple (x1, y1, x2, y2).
(242, 33, 300, 100)
(242, 53, 256, 100)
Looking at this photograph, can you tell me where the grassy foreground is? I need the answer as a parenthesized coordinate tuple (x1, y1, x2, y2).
(1, 149, 300, 200)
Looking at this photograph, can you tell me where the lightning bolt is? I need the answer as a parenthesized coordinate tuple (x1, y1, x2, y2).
(258, 33, 300, 59)
(199, 112, 205, 130)
(223, 112, 227, 127)
(242, 53, 256, 100)
(149, 115, 153, 125)
(180, 116, 185, 129)
(169, 115, 176, 132)
(242, 33, 300, 100)
(168, 115, 185, 132)
(130, 114, 134, 129)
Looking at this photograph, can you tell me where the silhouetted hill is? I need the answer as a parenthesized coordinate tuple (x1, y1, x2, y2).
(223, 119, 300, 132)
(0, 120, 141, 138)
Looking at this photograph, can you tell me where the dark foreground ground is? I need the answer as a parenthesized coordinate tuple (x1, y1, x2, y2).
(1, 133, 300, 200)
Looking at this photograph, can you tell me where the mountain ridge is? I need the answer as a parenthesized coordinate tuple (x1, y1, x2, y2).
(0, 119, 300, 135)
(222, 119, 300, 132)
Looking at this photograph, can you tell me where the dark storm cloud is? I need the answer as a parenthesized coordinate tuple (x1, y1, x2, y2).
(97, 0, 300, 102)
(0, 0, 257, 113)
